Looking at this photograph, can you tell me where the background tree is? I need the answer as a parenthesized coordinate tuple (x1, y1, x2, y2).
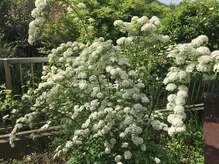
(38, 0, 171, 49)
(161, 0, 219, 50)
(0, 0, 39, 58)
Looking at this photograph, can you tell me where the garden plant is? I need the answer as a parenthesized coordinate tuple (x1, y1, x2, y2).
(7, 0, 219, 163)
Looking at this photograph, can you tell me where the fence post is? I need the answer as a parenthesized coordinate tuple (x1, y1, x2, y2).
(204, 92, 219, 164)
(3, 59, 12, 90)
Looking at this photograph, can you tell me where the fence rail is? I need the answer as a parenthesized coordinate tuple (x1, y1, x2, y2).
(0, 57, 48, 91)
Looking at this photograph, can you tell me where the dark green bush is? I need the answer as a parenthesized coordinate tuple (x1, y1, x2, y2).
(161, 0, 219, 50)
(0, 0, 39, 58)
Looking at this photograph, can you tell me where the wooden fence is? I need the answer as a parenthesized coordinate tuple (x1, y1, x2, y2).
(0, 57, 48, 93)
(0, 57, 48, 131)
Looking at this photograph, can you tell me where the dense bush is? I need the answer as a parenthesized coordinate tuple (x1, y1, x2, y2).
(161, 0, 219, 50)
(8, 0, 219, 163)
(31, 0, 171, 48)
(3, 112, 204, 164)
(164, 111, 204, 164)
(13, 9, 173, 162)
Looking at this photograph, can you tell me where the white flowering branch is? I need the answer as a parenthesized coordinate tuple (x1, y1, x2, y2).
(164, 35, 219, 136)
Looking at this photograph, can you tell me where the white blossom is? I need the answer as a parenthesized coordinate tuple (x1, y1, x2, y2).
(140, 144, 146, 151)
(141, 23, 156, 32)
(115, 155, 122, 162)
(196, 47, 211, 56)
(211, 50, 219, 59)
(166, 83, 177, 91)
(137, 16, 149, 25)
(213, 63, 219, 72)
(154, 157, 161, 164)
(124, 151, 132, 159)
(191, 35, 208, 47)
(105, 147, 111, 154)
(132, 136, 144, 146)
(141, 96, 150, 103)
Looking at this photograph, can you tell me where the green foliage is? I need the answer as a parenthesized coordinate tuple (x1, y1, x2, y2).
(39, 2, 81, 48)
(67, 137, 111, 164)
(66, 130, 171, 164)
(0, 84, 23, 124)
(0, 149, 65, 164)
(0, 81, 36, 126)
(166, 111, 204, 164)
(1, 114, 204, 164)
(86, 0, 170, 40)
(39, 0, 171, 48)
(0, 32, 18, 58)
(161, 0, 219, 50)
(0, 84, 13, 112)
(0, 84, 23, 113)
(0, 0, 38, 57)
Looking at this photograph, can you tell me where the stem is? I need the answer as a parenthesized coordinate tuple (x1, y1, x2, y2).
(33, 105, 80, 126)
(148, 85, 162, 118)
(125, 45, 137, 70)
(97, 75, 102, 92)
(62, 0, 92, 42)
(53, 110, 80, 127)
(106, 72, 111, 96)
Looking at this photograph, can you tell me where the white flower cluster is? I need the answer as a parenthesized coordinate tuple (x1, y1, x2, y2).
(9, 111, 38, 147)
(28, 0, 55, 44)
(114, 16, 159, 34)
(150, 115, 168, 131)
(11, 36, 156, 163)
(114, 16, 170, 45)
(154, 157, 161, 163)
(212, 50, 219, 72)
(191, 35, 209, 48)
(53, 38, 151, 162)
(164, 35, 219, 136)
(166, 85, 187, 136)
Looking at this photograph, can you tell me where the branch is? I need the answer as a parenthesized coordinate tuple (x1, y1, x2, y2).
(62, 0, 92, 42)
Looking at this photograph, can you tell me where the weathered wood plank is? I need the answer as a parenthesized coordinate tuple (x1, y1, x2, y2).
(157, 103, 204, 113)
(30, 62, 35, 89)
(0, 126, 62, 160)
(3, 59, 12, 90)
(0, 126, 61, 141)
(0, 129, 60, 160)
(0, 57, 49, 64)
(19, 63, 24, 94)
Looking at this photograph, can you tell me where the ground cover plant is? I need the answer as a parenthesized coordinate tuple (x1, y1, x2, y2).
(7, 0, 219, 163)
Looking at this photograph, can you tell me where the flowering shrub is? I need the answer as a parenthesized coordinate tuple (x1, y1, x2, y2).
(164, 35, 219, 136)
(161, 0, 219, 50)
(28, 0, 170, 48)
(10, 0, 219, 163)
